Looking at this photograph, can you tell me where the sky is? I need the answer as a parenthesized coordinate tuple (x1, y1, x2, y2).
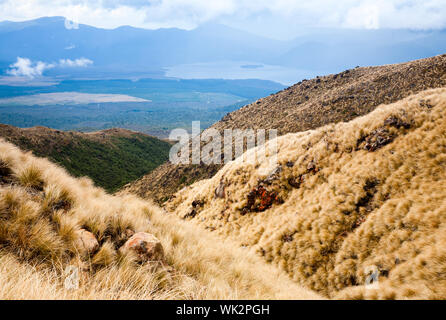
(0, 0, 446, 40)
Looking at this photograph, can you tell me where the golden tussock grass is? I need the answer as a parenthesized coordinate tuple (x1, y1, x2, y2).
(167, 88, 446, 299)
(0, 141, 320, 299)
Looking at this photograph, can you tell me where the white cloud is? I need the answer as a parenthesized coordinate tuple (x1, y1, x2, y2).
(0, 1, 445, 38)
(7, 57, 94, 79)
(59, 58, 93, 67)
(6, 57, 54, 78)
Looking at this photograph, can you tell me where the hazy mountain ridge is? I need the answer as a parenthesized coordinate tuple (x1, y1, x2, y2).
(1, 17, 446, 80)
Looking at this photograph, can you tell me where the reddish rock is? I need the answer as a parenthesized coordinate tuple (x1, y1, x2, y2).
(119, 232, 164, 263)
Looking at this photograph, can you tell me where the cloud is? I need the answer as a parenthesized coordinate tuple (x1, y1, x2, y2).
(0, 1, 445, 38)
(6, 57, 54, 78)
(7, 57, 94, 78)
(59, 58, 93, 67)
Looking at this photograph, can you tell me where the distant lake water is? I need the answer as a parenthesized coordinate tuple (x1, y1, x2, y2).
(165, 61, 325, 86)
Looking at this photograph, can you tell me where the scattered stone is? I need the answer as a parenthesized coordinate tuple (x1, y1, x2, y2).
(74, 229, 99, 257)
(215, 181, 225, 198)
(288, 175, 305, 189)
(419, 99, 433, 109)
(384, 115, 411, 129)
(191, 199, 204, 208)
(306, 160, 318, 173)
(360, 128, 395, 152)
(282, 231, 296, 242)
(263, 166, 282, 184)
(183, 209, 197, 219)
(119, 232, 164, 263)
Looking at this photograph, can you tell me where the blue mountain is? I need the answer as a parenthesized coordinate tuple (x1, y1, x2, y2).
(0, 17, 445, 78)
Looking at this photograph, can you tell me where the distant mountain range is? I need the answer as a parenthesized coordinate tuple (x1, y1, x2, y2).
(1, 17, 446, 79)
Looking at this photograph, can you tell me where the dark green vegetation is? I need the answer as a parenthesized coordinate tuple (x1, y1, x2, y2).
(0, 78, 284, 138)
(48, 135, 170, 192)
(0, 125, 171, 192)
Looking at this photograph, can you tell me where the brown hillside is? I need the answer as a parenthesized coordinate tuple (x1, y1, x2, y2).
(166, 88, 446, 299)
(123, 54, 446, 203)
(0, 125, 155, 155)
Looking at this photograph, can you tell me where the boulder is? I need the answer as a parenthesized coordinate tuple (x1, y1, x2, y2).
(74, 229, 99, 257)
(119, 232, 164, 263)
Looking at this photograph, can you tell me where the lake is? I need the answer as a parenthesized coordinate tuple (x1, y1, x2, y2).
(165, 61, 325, 86)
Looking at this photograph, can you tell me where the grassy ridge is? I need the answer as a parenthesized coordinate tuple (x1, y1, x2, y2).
(47, 136, 171, 192)
(0, 125, 171, 192)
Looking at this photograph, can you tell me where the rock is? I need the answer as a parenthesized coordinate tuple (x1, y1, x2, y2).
(191, 199, 204, 208)
(288, 175, 303, 188)
(419, 99, 433, 109)
(306, 160, 318, 173)
(183, 209, 197, 219)
(74, 229, 99, 257)
(363, 128, 395, 151)
(263, 166, 282, 184)
(119, 232, 164, 263)
(215, 181, 225, 198)
(384, 115, 411, 129)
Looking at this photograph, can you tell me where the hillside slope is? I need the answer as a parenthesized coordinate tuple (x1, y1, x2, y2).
(123, 54, 446, 203)
(0, 125, 171, 192)
(166, 88, 446, 299)
(0, 139, 320, 299)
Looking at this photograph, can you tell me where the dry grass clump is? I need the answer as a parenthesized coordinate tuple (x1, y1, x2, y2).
(0, 140, 320, 299)
(167, 88, 446, 299)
